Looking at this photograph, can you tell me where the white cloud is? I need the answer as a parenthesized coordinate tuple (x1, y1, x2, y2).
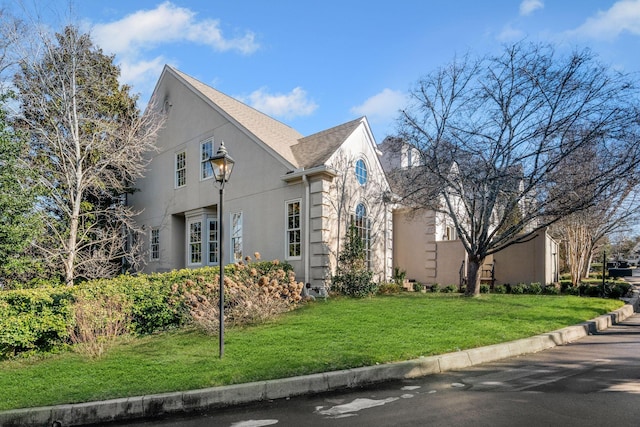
(244, 87, 318, 119)
(91, 1, 258, 56)
(568, 0, 640, 40)
(497, 24, 526, 42)
(88, 1, 259, 103)
(520, 0, 544, 16)
(350, 88, 407, 124)
(119, 56, 167, 97)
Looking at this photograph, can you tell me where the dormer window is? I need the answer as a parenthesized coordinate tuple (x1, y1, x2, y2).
(355, 158, 368, 186)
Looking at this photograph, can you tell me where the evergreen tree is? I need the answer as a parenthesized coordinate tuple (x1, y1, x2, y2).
(0, 94, 41, 287)
(13, 25, 164, 284)
(332, 223, 376, 297)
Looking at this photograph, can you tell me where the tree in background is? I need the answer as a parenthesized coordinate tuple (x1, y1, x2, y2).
(12, 25, 164, 285)
(397, 43, 640, 296)
(551, 165, 640, 286)
(0, 93, 43, 287)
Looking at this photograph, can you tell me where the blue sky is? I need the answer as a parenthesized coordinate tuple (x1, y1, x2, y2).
(10, 0, 640, 142)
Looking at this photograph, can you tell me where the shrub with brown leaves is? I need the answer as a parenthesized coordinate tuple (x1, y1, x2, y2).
(172, 256, 304, 334)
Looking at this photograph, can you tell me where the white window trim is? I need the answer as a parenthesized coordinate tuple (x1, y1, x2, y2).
(150, 228, 160, 261)
(187, 219, 203, 267)
(351, 202, 371, 267)
(207, 216, 219, 265)
(175, 151, 186, 188)
(231, 211, 243, 263)
(200, 139, 214, 181)
(355, 158, 368, 186)
(285, 199, 302, 261)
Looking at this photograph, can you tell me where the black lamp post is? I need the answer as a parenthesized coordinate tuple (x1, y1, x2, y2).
(208, 141, 235, 358)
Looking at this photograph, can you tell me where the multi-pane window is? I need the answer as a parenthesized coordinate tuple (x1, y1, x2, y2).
(231, 212, 243, 262)
(189, 221, 202, 264)
(208, 218, 218, 264)
(286, 200, 301, 259)
(355, 159, 368, 185)
(150, 228, 160, 260)
(201, 140, 213, 180)
(352, 203, 371, 266)
(175, 151, 186, 188)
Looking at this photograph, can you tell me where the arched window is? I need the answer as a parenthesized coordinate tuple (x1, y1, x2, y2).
(355, 159, 368, 186)
(352, 203, 371, 266)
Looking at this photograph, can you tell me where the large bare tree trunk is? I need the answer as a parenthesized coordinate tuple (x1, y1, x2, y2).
(466, 256, 483, 296)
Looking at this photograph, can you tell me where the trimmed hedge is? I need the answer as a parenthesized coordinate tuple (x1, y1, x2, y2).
(0, 260, 297, 359)
(0, 287, 74, 357)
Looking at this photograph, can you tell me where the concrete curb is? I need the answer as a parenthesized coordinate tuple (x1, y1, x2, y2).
(2, 295, 638, 427)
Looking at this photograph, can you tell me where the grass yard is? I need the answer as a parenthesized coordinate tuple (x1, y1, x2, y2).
(0, 293, 624, 411)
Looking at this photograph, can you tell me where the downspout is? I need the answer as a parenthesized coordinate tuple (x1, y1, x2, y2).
(384, 200, 389, 282)
(303, 174, 310, 286)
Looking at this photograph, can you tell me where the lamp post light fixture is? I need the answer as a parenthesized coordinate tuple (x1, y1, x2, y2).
(208, 141, 235, 358)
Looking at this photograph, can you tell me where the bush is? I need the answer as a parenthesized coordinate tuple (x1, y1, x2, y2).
(430, 283, 440, 293)
(479, 284, 490, 294)
(493, 285, 507, 294)
(332, 224, 377, 298)
(582, 284, 602, 297)
(172, 259, 303, 333)
(393, 267, 406, 286)
(543, 284, 560, 295)
(560, 280, 573, 292)
(69, 291, 131, 358)
(564, 285, 580, 296)
(608, 282, 631, 299)
(442, 284, 458, 293)
(510, 284, 526, 295)
(0, 287, 74, 358)
(528, 282, 543, 295)
(0, 256, 304, 358)
(377, 282, 403, 295)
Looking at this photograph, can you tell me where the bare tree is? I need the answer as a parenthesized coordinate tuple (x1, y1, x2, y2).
(397, 43, 640, 296)
(12, 25, 165, 285)
(552, 182, 640, 286)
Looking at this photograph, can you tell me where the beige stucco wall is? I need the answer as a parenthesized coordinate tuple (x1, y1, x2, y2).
(434, 241, 467, 286)
(325, 124, 393, 286)
(493, 230, 559, 286)
(392, 208, 557, 287)
(129, 71, 393, 292)
(129, 70, 306, 278)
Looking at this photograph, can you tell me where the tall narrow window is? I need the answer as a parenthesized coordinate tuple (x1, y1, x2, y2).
(208, 218, 218, 264)
(201, 140, 213, 180)
(286, 200, 301, 259)
(150, 228, 160, 261)
(355, 158, 368, 185)
(351, 203, 371, 266)
(231, 212, 243, 262)
(189, 221, 202, 264)
(175, 151, 186, 188)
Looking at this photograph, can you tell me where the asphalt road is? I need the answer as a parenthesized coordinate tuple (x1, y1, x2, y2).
(104, 313, 640, 427)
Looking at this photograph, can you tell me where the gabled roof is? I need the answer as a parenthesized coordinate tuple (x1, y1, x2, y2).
(291, 118, 363, 169)
(167, 66, 304, 167)
(157, 66, 371, 172)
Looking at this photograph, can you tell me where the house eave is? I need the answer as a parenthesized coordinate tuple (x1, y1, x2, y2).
(281, 165, 338, 182)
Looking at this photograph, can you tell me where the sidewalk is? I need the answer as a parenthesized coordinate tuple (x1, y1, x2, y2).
(2, 286, 639, 427)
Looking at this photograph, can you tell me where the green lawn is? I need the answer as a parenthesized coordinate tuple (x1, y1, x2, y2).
(0, 294, 624, 411)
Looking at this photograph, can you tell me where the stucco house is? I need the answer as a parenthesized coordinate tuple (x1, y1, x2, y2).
(378, 137, 560, 288)
(128, 66, 393, 294)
